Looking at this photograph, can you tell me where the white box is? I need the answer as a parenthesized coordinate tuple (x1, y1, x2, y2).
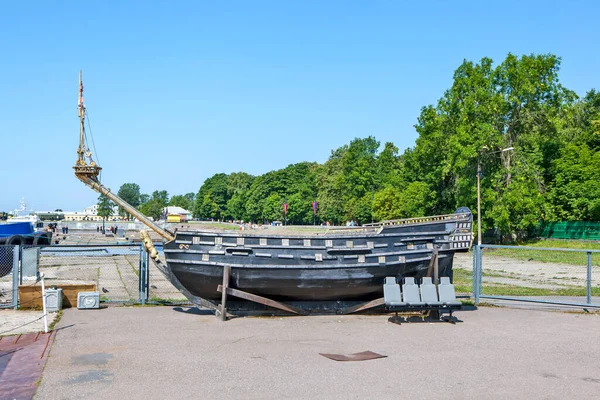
(77, 291, 100, 309)
(46, 288, 63, 312)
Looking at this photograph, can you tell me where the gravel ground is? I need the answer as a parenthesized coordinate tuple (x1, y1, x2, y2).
(0, 310, 58, 336)
(35, 306, 600, 400)
(454, 252, 600, 291)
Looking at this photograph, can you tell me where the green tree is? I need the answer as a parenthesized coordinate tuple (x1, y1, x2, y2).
(546, 143, 600, 221)
(372, 182, 434, 221)
(226, 193, 247, 221)
(139, 201, 164, 221)
(242, 162, 317, 223)
(169, 192, 195, 211)
(263, 193, 284, 222)
(407, 53, 575, 237)
(139, 190, 169, 221)
(97, 194, 115, 229)
(194, 173, 229, 220)
(117, 183, 141, 218)
(139, 193, 150, 205)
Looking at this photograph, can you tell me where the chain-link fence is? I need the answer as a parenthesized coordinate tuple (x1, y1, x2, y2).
(448, 251, 475, 298)
(473, 245, 600, 307)
(143, 246, 188, 304)
(0, 244, 189, 308)
(33, 245, 144, 303)
(0, 245, 18, 308)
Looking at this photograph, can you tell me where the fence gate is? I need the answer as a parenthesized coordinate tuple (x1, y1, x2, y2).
(473, 245, 600, 308)
(0, 245, 18, 309)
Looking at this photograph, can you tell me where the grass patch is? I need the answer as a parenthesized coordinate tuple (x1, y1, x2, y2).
(125, 255, 140, 277)
(478, 282, 600, 297)
(452, 267, 600, 297)
(451, 268, 477, 295)
(48, 310, 63, 330)
(148, 296, 191, 305)
(187, 222, 243, 230)
(485, 239, 600, 266)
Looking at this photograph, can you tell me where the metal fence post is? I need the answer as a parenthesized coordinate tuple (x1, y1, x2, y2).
(586, 252, 592, 305)
(138, 245, 142, 301)
(475, 245, 482, 305)
(472, 246, 477, 300)
(12, 246, 19, 310)
(146, 250, 150, 303)
(18, 245, 23, 286)
(140, 245, 146, 305)
(145, 251, 150, 303)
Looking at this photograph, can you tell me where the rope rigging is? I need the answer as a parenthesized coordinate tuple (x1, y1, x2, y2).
(84, 110, 102, 182)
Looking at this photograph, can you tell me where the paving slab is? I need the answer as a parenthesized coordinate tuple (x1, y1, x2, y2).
(35, 306, 600, 400)
(0, 331, 55, 400)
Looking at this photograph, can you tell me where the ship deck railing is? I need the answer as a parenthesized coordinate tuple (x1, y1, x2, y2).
(363, 212, 470, 228)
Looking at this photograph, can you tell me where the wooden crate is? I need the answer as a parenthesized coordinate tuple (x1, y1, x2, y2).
(18, 283, 97, 309)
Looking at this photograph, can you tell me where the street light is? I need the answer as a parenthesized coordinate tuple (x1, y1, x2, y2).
(477, 146, 514, 245)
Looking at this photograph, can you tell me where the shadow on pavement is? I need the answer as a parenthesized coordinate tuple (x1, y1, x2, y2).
(172, 306, 214, 316)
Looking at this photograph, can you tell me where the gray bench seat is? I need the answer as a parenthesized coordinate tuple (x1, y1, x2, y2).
(383, 276, 462, 323)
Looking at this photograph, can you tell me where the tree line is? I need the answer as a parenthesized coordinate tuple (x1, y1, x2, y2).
(102, 53, 600, 237)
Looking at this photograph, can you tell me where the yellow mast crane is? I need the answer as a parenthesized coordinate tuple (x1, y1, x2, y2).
(73, 71, 175, 242)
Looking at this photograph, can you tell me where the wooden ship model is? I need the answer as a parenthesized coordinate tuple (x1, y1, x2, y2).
(73, 73, 472, 315)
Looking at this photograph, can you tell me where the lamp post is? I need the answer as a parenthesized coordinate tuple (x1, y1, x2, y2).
(477, 146, 514, 245)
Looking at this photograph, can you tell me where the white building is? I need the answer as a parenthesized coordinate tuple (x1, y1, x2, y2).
(63, 204, 121, 222)
(164, 206, 192, 223)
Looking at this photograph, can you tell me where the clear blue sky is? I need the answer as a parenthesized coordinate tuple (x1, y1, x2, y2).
(1, 0, 598, 212)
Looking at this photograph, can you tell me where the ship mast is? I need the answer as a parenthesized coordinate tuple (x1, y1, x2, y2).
(77, 70, 86, 167)
(73, 71, 174, 242)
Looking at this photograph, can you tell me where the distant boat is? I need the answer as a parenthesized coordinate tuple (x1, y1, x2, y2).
(0, 198, 52, 246)
(72, 72, 473, 313)
(0, 220, 53, 278)
(0, 219, 52, 245)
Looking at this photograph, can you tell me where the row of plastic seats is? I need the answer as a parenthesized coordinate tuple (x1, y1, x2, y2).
(383, 276, 462, 308)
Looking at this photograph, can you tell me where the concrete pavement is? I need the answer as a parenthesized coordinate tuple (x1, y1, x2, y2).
(35, 306, 600, 399)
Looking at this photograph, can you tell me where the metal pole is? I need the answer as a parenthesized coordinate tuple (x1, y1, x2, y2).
(40, 273, 48, 333)
(138, 245, 142, 300)
(140, 245, 146, 305)
(12, 246, 19, 310)
(472, 245, 477, 301)
(475, 245, 482, 305)
(586, 252, 592, 305)
(19, 245, 23, 286)
(146, 250, 150, 302)
(477, 159, 482, 246)
(479, 245, 483, 302)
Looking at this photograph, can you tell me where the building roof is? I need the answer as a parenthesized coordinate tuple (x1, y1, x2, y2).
(164, 206, 191, 215)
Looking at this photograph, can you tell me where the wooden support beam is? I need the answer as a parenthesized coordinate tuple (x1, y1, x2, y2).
(217, 265, 231, 321)
(426, 248, 439, 284)
(433, 248, 439, 285)
(340, 297, 385, 315)
(216, 285, 308, 316)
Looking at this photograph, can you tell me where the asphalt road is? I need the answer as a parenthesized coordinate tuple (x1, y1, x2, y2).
(36, 306, 600, 400)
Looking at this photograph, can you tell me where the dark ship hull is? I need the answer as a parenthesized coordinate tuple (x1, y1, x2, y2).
(163, 209, 472, 303)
